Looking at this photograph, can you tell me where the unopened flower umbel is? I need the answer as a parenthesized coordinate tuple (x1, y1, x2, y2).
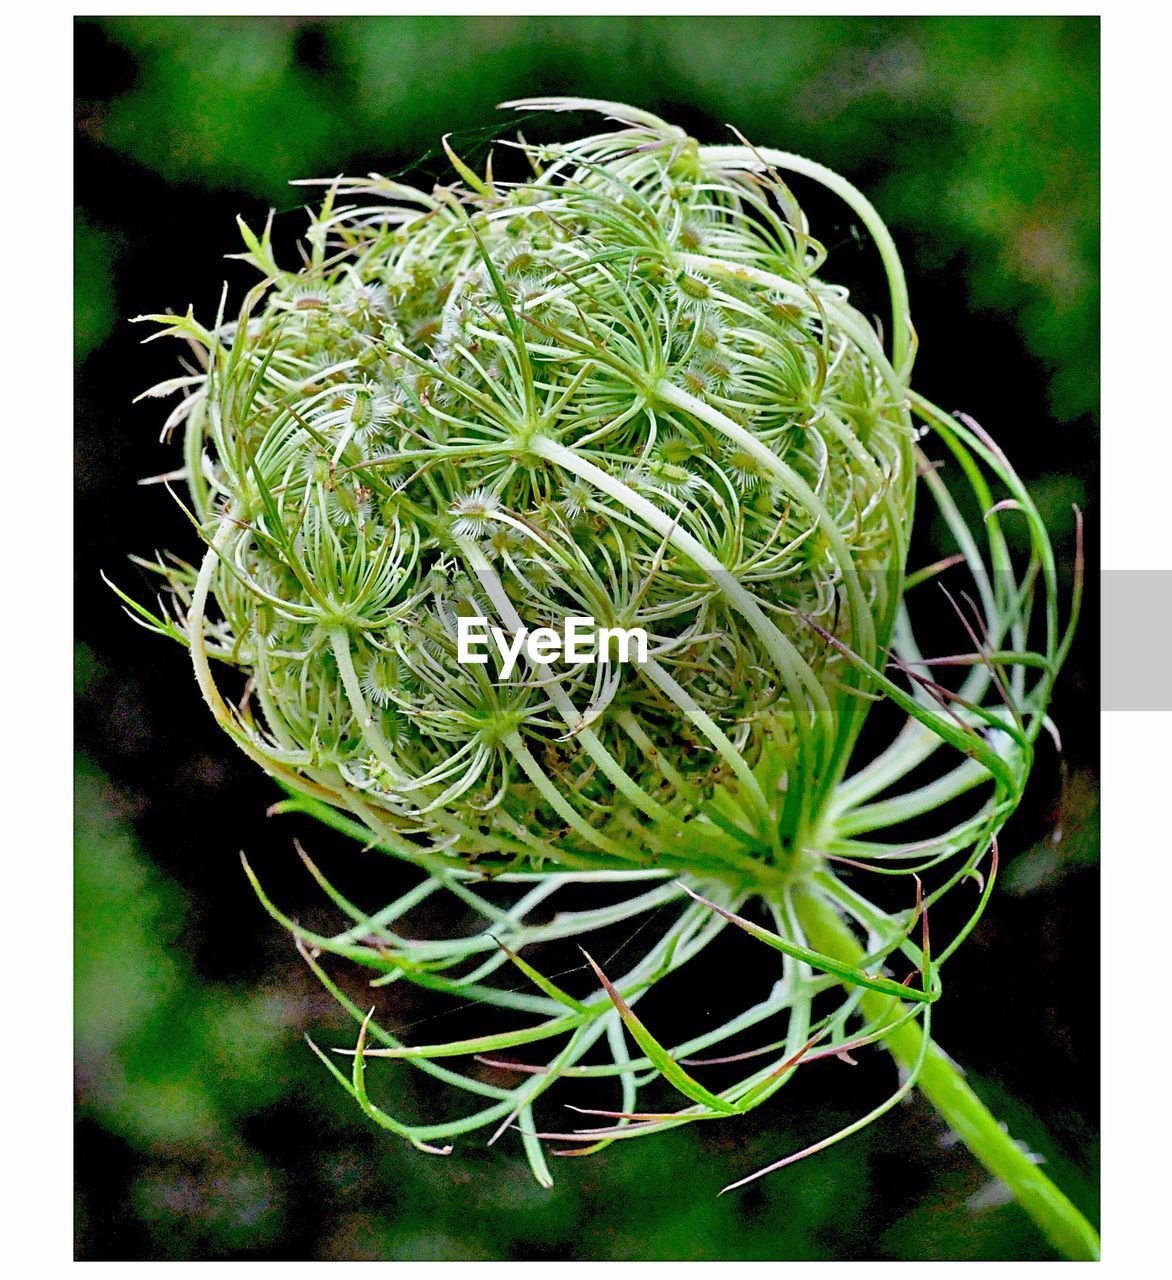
(122, 99, 1095, 1258)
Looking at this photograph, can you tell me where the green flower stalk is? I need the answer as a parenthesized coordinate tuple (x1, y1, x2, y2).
(120, 98, 1094, 1258)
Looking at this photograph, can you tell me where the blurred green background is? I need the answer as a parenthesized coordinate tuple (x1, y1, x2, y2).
(75, 15, 1098, 1261)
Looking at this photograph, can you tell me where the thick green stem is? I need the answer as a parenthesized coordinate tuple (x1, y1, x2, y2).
(794, 887, 1100, 1262)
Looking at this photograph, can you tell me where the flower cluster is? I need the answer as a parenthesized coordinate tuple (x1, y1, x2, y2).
(124, 100, 1074, 1189)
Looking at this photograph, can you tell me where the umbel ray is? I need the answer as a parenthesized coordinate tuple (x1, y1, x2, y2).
(116, 97, 1096, 1258)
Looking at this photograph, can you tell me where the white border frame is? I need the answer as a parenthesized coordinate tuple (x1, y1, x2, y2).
(7, 3, 1160, 1273)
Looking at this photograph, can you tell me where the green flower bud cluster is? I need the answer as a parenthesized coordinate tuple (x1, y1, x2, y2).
(123, 102, 1082, 1219)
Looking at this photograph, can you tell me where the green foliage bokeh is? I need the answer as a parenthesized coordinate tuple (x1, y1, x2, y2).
(74, 14, 1098, 1261)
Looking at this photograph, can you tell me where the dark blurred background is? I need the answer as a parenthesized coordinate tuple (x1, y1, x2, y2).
(74, 15, 1099, 1262)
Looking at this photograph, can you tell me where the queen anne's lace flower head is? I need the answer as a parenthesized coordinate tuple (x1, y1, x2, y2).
(123, 99, 1078, 1196)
